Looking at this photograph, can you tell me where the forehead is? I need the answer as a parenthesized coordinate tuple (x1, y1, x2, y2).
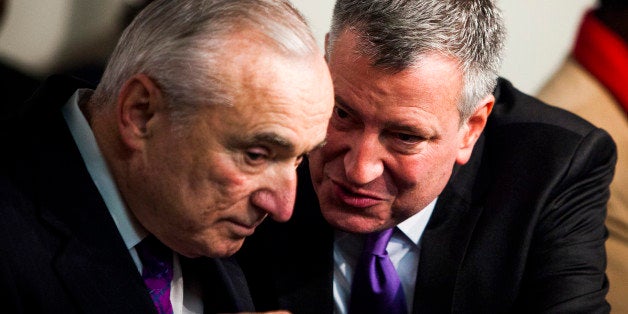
(327, 30, 464, 131)
(219, 34, 330, 107)
(335, 45, 462, 112)
(204, 37, 333, 150)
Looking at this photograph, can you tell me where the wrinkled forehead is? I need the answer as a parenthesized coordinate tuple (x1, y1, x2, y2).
(213, 42, 332, 128)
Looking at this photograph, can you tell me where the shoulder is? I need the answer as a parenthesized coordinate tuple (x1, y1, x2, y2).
(480, 77, 617, 195)
(488, 78, 615, 155)
(491, 77, 598, 134)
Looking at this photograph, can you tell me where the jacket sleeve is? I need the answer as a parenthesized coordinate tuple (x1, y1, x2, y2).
(522, 127, 616, 313)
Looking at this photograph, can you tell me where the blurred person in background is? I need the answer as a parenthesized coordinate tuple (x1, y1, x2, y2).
(60, 0, 155, 85)
(0, 0, 154, 117)
(0, 0, 39, 117)
(537, 0, 628, 312)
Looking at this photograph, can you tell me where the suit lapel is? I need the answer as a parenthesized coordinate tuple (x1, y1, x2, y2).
(53, 236, 154, 313)
(26, 84, 155, 313)
(212, 257, 255, 312)
(275, 242, 334, 313)
(179, 256, 255, 314)
(413, 134, 489, 313)
(272, 161, 335, 313)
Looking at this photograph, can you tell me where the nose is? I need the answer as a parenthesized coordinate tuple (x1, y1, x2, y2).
(343, 133, 384, 185)
(249, 164, 297, 222)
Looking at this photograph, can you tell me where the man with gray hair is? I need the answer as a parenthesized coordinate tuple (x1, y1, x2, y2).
(0, 0, 333, 313)
(238, 0, 615, 313)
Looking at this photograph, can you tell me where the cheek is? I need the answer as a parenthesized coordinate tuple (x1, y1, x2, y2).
(400, 151, 448, 180)
(308, 148, 323, 185)
(310, 128, 345, 164)
(201, 165, 252, 205)
(391, 149, 456, 198)
(308, 141, 348, 199)
(157, 153, 250, 219)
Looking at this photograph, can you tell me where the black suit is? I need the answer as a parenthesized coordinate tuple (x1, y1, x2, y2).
(0, 75, 255, 314)
(237, 78, 616, 313)
(0, 59, 40, 118)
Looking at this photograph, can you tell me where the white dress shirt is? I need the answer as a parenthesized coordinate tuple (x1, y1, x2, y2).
(333, 198, 437, 314)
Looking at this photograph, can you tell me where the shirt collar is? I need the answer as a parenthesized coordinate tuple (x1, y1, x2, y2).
(573, 10, 628, 116)
(396, 197, 437, 245)
(61, 89, 148, 249)
(335, 196, 437, 248)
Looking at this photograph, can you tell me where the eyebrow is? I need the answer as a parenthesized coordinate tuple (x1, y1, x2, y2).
(252, 132, 294, 151)
(336, 95, 431, 136)
(252, 132, 327, 155)
(334, 95, 359, 116)
(312, 139, 327, 151)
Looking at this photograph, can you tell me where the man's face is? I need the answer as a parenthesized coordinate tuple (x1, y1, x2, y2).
(309, 30, 483, 233)
(128, 36, 334, 258)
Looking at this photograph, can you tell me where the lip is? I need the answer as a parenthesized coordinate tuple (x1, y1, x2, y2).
(330, 179, 384, 208)
(228, 219, 260, 237)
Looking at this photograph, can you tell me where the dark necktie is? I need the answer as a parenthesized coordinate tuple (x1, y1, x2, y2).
(136, 236, 174, 314)
(349, 228, 408, 314)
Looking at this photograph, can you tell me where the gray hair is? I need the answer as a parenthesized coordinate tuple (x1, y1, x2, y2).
(327, 0, 506, 121)
(91, 0, 319, 122)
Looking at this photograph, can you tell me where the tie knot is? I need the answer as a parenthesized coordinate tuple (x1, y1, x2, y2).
(136, 236, 174, 314)
(363, 228, 394, 256)
(136, 236, 173, 280)
(350, 227, 407, 314)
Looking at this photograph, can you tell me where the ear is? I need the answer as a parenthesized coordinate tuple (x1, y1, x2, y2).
(117, 74, 165, 150)
(455, 94, 494, 165)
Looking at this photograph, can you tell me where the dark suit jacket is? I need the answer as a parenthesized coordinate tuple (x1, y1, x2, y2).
(237, 78, 616, 313)
(0, 75, 255, 314)
(0, 59, 40, 118)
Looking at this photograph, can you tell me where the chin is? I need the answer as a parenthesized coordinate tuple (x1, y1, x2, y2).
(322, 209, 380, 234)
(177, 238, 240, 258)
(210, 241, 245, 258)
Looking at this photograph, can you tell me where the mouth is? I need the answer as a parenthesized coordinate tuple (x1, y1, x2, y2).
(330, 180, 384, 208)
(228, 219, 261, 238)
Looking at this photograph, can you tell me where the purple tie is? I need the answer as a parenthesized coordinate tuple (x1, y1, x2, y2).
(136, 236, 174, 314)
(349, 228, 407, 314)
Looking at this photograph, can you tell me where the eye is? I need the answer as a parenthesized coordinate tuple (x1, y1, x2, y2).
(386, 131, 429, 154)
(334, 105, 349, 119)
(394, 132, 424, 144)
(245, 147, 269, 165)
(330, 105, 355, 131)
